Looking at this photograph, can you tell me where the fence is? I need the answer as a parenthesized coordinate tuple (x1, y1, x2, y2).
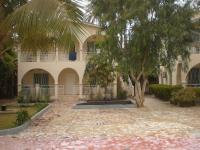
(21, 85, 55, 102)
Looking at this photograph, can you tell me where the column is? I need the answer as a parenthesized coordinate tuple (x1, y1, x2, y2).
(17, 72, 22, 95)
(80, 49, 83, 61)
(113, 78, 117, 98)
(56, 47, 59, 62)
(79, 79, 83, 99)
(55, 79, 58, 100)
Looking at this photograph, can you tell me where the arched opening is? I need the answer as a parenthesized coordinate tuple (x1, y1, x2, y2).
(186, 63, 200, 87)
(82, 34, 104, 53)
(21, 69, 55, 100)
(22, 69, 55, 86)
(58, 68, 79, 95)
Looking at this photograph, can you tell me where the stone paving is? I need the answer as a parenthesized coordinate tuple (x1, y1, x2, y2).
(0, 96, 200, 149)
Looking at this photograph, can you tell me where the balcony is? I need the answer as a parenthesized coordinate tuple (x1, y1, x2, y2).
(19, 50, 84, 62)
(19, 49, 98, 63)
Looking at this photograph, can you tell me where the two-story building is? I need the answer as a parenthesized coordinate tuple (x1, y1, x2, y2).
(159, 13, 200, 87)
(17, 23, 117, 100)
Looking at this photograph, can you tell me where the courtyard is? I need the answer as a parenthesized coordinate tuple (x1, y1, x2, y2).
(0, 96, 200, 149)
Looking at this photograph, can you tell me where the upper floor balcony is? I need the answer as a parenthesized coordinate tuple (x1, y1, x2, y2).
(19, 49, 95, 63)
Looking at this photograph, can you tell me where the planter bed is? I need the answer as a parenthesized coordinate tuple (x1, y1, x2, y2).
(74, 99, 135, 109)
(78, 100, 133, 105)
(0, 104, 50, 135)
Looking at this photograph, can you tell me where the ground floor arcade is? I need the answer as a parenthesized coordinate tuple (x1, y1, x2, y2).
(18, 68, 117, 100)
(159, 54, 200, 87)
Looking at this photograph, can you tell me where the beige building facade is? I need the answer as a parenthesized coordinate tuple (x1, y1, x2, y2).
(159, 13, 200, 87)
(18, 23, 117, 100)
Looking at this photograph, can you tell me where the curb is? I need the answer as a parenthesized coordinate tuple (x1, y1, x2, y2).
(0, 104, 51, 136)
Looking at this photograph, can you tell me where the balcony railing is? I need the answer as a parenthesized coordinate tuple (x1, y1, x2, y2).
(20, 51, 37, 62)
(19, 50, 96, 62)
(191, 47, 200, 54)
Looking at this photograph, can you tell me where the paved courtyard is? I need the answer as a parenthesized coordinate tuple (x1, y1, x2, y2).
(0, 96, 200, 149)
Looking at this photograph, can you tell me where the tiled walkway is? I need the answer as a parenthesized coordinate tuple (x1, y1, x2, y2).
(0, 96, 200, 149)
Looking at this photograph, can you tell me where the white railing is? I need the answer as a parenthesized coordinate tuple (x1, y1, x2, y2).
(190, 47, 200, 54)
(40, 51, 56, 62)
(83, 52, 97, 60)
(20, 51, 37, 62)
(20, 50, 81, 62)
(39, 85, 55, 97)
(20, 50, 97, 62)
(21, 85, 55, 102)
(58, 84, 79, 95)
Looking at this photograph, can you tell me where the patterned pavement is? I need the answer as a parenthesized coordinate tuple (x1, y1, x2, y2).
(0, 96, 200, 149)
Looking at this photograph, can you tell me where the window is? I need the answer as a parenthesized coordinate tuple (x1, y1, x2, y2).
(33, 73, 49, 85)
(87, 42, 100, 52)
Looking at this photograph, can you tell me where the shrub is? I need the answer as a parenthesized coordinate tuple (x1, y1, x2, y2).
(192, 88, 200, 99)
(17, 92, 24, 103)
(117, 90, 127, 100)
(171, 88, 196, 107)
(15, 110, 30, 126)
(149, 84, 182, 101)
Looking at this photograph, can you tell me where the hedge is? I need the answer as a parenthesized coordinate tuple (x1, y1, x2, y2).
(149, 84, 183, 101)
(170, 88, 196, 107)
(192, 88, 200, 99)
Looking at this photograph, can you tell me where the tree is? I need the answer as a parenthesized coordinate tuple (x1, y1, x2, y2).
(85, 49, 116, 99)
(0, 0, 85, 98)
(0, 0, 85, 55)
(88, 0, 195, 107)
(0, 0, 27, 98)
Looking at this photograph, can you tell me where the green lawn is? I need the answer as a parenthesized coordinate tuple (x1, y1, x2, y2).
(0, 103, 47, 130)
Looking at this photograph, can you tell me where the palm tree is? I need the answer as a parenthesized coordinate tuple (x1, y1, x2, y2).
(0, 0, 85, 54)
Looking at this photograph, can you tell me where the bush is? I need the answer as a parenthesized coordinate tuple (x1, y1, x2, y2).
(15, 110, 30, 126)
(171, 88, 196, 107)
(17, 92, 24, 103)
(149, 84, 183, 101)
(192, 88, 200, 99)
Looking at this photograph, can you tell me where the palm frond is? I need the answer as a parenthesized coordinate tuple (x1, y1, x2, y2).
(1, 0, 86, 51)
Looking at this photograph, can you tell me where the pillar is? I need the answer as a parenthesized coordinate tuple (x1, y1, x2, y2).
(55, 78, 58, 100)
(80, 49, 83, 61)
(56, 47, 59, 62)
(79, 77, 83, 99)
(113, 78, 117, 98)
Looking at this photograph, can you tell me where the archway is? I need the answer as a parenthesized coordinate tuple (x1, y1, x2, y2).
(22, 69, 55, 86)
(21, 69, 55, 99)
(186, 63, 200, 87)
(58, 68, 79, 95)
(82, 34, 104, 52)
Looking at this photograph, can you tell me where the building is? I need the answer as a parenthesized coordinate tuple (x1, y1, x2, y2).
(159, 13, 200, 86)
(17, 23, 117, 100)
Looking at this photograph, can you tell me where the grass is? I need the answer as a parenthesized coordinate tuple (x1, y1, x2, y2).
(0, 103, 48, 130)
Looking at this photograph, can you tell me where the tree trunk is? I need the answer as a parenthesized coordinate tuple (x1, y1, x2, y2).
(134, 79, 147, 108)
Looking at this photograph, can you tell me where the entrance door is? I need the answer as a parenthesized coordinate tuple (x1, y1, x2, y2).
(65, 73, 76, 94)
